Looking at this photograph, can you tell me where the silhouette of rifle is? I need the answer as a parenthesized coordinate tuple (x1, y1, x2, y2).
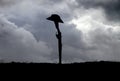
(47, 14, 64, 64)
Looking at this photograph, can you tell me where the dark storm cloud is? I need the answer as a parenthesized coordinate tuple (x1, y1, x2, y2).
(5, 0, 91, 62)
(0, 0, 22, 7)
(1, 0, 120, 63)
(76, 0, 120, 21)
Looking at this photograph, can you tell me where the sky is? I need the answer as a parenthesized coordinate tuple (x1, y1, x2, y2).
(0, 0, 120, 63)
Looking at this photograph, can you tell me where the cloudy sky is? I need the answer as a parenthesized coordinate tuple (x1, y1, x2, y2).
(0, 0, 120, 63)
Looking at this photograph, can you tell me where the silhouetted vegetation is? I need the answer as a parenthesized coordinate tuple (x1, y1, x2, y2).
(0, 61, 120, 65)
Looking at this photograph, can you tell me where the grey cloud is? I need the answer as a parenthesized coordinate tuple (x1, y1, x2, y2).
(0, 15, 52, 62)
(0, 0, 23, 7)
(88, 27, 120, 61)
(76, 0, 120, 21)
(1, 0, 120, 63)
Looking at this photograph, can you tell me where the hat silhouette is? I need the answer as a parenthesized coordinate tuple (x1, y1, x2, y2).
(47, 14, 64, 23)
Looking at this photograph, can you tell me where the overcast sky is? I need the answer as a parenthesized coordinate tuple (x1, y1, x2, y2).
(0, 0, 120, 63)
